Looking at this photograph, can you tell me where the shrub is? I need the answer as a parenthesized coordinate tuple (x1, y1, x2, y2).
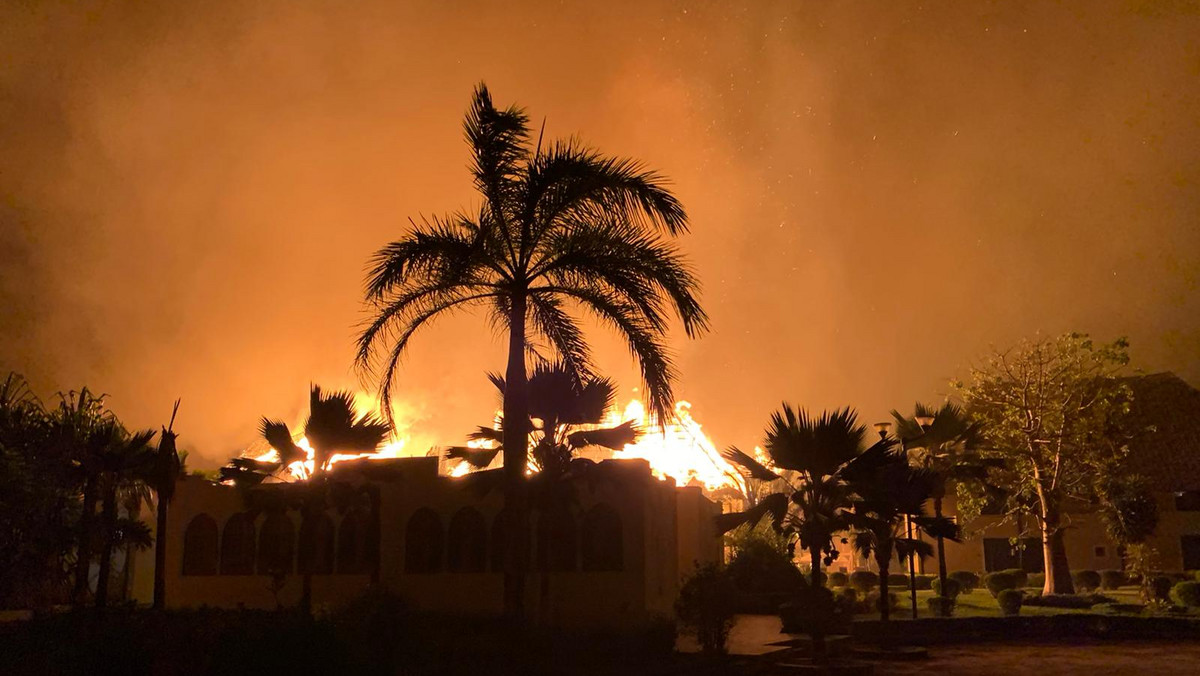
(676, 563, 737, 655)
(931, 577, 962, 600)
(926, 596, 954, 617)
(887, 573, 909, 586)
(997, 589, 1023, 616)
(1171, 581, 1200, 608)
(1072, 570, 1102, 592)
(1024, 593, 1111, 609)
(726, 540, 805, 597)
(1148, 575, 1174, 603)
(807, 570, 827, 587)
(828, 571, 849, 588)
(949, 571, 980, 592)
(1028, 572, 1045, 589)
(913, 575, 934, 590)
(1001, 568, 1029, 588)
(864, 591, 899, 614)
(984, 572, 1018, 598)
(1100, 570, 1126, 590)
(849, 571, 878, 595)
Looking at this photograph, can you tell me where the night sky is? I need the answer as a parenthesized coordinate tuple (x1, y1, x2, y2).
(2, 1, 1197, 467)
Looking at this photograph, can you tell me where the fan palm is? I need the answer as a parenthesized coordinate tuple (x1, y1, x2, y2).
(356, 84, 707, 617)
(94, 427, 158, 609)
(226, 384, 390, 612)
(890, 402, 992, 611)
(839, 442, 957, 626)
(719, 406, 881, 661)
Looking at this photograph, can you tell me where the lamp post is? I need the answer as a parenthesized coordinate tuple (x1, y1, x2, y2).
(875, 421, 920, 620)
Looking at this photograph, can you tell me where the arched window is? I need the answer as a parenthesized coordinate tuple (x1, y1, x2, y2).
(536, 506, 577, 572)
(490, 508, 529, 573)
(257, 512, 295, 575)
(298, 512, 335, 575)
(446, 507, 488, 573)
(337, 508, 369, 574)
(404, 508, 443, 573)
(220, 513, 256, 575)
(182, 514, 218, 576)
(580, 503, 623, 572)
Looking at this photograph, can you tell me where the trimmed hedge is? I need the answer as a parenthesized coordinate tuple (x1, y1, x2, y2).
(1000, 568, 1029, 589)
(1150, 576, 1174, 602)
(1028, 573, 1045, 590)
(1171, 581, 1200, 608)
(887, 573, 909, 586)
(828, 571, 849, 588)
(931, 577, 962, 600)
(1024, 593, 1113, 609)
(949, 571, 980, 593)
(913, 575, 934, 590)
(1100, 570, 1125, 590)
(1073, 570, 1102, 592)
(984, 572, 1018, 598)
(849, 571, 878, 595)
(998, 589, 1023, 616)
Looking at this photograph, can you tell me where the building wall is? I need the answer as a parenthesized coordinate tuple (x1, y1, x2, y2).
(134, 458, 720, 626)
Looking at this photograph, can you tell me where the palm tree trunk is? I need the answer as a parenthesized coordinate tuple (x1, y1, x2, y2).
(153, 494, 168, 609)
(876, 546, 891, 624)
(95, 484, 117, 609)
(502, 292, 530, 620)
(809, 546, 827, 663)
(934, 496, 948, 598)
(72, 476, 99, 606)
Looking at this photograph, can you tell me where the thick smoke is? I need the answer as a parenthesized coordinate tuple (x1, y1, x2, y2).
(2, 1, 1197, 467)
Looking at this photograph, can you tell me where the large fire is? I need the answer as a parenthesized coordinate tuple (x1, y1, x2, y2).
(248, 391, 746, 495)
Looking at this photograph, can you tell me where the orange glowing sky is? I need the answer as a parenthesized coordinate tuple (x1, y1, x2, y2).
(2, 1, 1198, 467)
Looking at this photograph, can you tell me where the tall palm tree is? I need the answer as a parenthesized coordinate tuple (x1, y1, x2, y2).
(94, 428, 158, 609)
(243, 385, 389, 612)
(149, 400, 183, 610)
(356, 84, 707, 617)
(719, 406, 880, 662)
(890, 402, 991, 609)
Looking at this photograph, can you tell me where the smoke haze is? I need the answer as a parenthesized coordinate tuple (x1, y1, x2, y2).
(2, 0, 1198, 467)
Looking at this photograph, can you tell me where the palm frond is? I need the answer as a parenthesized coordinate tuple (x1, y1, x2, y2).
(566, 420, 638, 451)
(444, 446, 501, 469)
(721, 445, 781, 481)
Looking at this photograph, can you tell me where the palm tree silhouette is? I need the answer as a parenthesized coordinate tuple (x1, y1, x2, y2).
(890, 402, 991, 612)
(719, 406, 879, 662)
(94, 427, 158, 609)
(148, 400, 183, 610)
(356, 84, 707, 617)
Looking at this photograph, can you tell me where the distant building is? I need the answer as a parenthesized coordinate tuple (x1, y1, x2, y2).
(131, 457, 722, 626)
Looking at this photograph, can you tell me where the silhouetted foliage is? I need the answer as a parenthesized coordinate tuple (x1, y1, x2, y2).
(675, 563, 737, 656)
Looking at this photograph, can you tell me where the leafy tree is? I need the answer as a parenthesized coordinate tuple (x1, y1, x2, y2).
(953, 333, 1134, 594)
(718, 406, 881, 660)
(1096, 473, 1159, 601)
(891, 402, 993, 613)
(356, 84, 707, 617)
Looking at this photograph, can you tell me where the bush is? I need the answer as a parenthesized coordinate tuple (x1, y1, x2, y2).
(997, 589, 1023, 616)
(949, 571, 980, 592)
(1072, 570, 1102, 592)
(1028, 572, 1045, 590)
(926, 596, 955, 617)
(1024, 593, 1111, 609)
(1171, 581, 1200, 608)
(1100, 570, 1125, 590)
(1001, 568, 1029, 589)
(676, 563, 737, 655)
(1149, 575, 1174, 602)
(828, 571, 849, 588)
(887, 573, 909, 586)
(849, 571, 878, 595)
(931, 577, 962, 600)
(726, 539, 805, 597)
(984, 572, 1018, 598)
(864, 591, 899, 614)
(913, 575, 934, 590)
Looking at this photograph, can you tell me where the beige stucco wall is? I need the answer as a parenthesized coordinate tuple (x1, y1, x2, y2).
(133, 458, 720, 626)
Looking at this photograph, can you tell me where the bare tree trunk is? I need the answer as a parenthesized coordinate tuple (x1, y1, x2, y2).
(502, 293, 530, 621)
(809, 546, 827, 663)
(153, 495, 168, 609)
(1041, 504, 1074, 594)
(72, 476, 98, 606)
(95, 485, 117, 609)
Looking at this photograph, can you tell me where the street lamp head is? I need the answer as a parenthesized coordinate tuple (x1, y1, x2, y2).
(915, 415, 935, 428)
(873, 421, 891, 439)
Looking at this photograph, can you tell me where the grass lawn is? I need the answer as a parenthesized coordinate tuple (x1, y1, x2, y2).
(846, 586, 1153, 620)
